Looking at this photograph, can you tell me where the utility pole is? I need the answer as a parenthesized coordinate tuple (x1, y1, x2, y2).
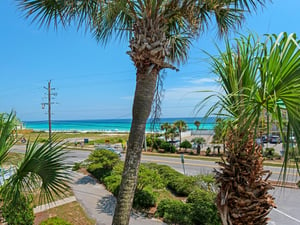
(42, 80, 57, 141)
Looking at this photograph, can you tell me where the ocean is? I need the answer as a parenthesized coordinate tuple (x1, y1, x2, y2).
(23, 117, 216, 133)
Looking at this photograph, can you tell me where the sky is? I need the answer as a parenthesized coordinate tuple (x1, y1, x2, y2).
(1, 0, 300, 121)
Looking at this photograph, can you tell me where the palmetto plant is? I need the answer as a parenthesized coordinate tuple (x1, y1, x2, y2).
(0, 112, 70, 207)
(202, 32, 300, 224)
(16, 1, 267, 224)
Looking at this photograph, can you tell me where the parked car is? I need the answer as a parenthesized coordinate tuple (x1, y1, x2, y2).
(261, 135, 268, 143)
(269, 135, 281, 144)
(94, 145, 122, 157)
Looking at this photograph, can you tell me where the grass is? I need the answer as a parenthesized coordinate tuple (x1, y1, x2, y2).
(34, 201, 95, 225)
(17, 131, 129, 145)
(3, 152, 24, 166)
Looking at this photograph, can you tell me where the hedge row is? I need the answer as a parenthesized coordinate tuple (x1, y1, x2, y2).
(157, 189, 221, 225)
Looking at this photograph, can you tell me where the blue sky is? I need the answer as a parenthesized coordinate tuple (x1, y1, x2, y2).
(1, 1, 299, 121)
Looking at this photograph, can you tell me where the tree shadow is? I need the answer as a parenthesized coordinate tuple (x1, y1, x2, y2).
(74, 175, 97, 185)
(96, 195, 116, 215)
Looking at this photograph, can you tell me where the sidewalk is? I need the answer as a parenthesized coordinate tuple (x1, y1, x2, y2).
(70, 171, 165, 225)
(34, 196, 77, 213)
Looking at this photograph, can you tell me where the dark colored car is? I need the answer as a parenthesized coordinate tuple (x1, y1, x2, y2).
(261, 135, 268, 143)
(269, 135, 281, 144)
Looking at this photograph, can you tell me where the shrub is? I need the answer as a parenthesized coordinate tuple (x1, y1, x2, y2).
(40, 217, 71, 225)
(169, 176, 198, 196)
(72, 162, 81, 171)
(264, 148, 275, 159)
(180, 140, 192, 149)
(195, 174, 217, 192)
(2, 195, 35, 225)
(133, 188, 157, 209)
(87, 149, 120, 180)
(297, 180, 300, 188)
(187, 189, 221, 225)
(160, 141, 176, 153)
(206, 147, 211, 156)
(137, 164, 165, 191)
(103, 174, 121, 196)
(156, 199, 192, 225)
(152, 138, 163, 150)
(102, 162, 124, 196)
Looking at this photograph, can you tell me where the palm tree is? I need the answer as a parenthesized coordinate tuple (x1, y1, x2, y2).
(0, 112, 70, 218)
(213, 118, 227, 153)
(194, 120, 201, 130)
(160, 122, 171, 141)
(16, 1, 267, 224)
(202, 32, 300, 224)
(173, 120, 188, 147)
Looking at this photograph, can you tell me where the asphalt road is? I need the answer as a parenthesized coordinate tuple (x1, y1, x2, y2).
(11, 146, 300, 224)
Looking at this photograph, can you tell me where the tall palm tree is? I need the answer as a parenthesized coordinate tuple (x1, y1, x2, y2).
(0, 112, 70, 215)
(160, 122, 171, 141)
(202, 32, 300, 224)
(173, 120, 188, 147)
(16, 1, 267, 224)
(194, 120, 201, 130)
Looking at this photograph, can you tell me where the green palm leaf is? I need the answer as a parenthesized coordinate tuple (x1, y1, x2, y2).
(0, 112, 18, 165)
(1, 136, 70, 205)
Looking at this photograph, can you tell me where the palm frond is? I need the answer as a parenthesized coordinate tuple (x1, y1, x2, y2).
(0, 112, 18, 165)
(1, 136, 70, 205)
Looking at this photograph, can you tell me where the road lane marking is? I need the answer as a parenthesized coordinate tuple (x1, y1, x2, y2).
(273, 208, 300, 223)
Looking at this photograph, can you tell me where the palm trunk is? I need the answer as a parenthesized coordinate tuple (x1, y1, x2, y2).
(216, 130, 276, 225)
(112, 69, 158, 225)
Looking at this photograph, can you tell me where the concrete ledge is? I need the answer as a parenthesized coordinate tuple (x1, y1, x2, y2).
(34, 196, 77, 213)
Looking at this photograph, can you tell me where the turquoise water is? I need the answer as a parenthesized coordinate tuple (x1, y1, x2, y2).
(23, 118, 216, 132)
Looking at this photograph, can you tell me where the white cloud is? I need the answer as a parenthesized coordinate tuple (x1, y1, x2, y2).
(188, 78, 216, 84)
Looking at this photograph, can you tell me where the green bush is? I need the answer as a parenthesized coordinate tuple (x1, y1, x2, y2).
(87, 149, 120, 180)
(2, 195, 35, 225)
(156, 199, 192, 225)
(206, 147, 211, 156)
(264, 148, 275, 159)
(180, 140, 192, 149)
(137, 164, 165, 191)
(133, 188, 157, 209)
(103, 174, 121, 196)
(169, 176, 198, 196)
(160, 141, 176, 153)
(40, 217, 71, 225)
(152, 138, 163, 150)
(187, 189, 221, 225)
(72, 162, 81, 171)
(297, 180, 300, 188)
(102, 162, 124, 196)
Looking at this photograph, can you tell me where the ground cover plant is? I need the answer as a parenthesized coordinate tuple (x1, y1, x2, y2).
(79, 150, 220, 224)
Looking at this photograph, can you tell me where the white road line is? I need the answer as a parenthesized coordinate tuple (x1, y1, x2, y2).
(273, 208, 300, 223)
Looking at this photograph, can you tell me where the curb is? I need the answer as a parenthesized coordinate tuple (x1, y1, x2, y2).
(33, 196, 77, 213)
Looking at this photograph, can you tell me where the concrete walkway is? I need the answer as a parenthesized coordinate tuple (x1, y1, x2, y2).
(71, 171, 165, 225)
(33, 196, 77, 213)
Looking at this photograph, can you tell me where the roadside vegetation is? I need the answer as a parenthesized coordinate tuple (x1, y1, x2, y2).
(74, 149, 221, 225)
